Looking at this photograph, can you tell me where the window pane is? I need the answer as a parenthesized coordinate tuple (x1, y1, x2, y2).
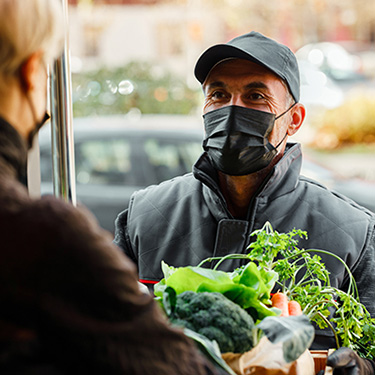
(143, 137, 201, 183)
(76, 139, 132, 185)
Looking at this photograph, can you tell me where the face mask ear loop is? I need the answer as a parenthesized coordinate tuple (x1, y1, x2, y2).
(275, 101, 297, 120)
(275, 131, 288, 150)
(271, 102, 297, 150)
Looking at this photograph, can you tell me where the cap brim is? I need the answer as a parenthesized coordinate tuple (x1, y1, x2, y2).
(194, 44, 267, 84)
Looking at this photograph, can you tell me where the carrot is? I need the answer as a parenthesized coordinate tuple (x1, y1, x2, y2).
(271, 292, 289, 317)
(288, 300, 302, 316)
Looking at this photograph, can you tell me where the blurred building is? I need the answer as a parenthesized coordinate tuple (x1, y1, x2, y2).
(67, 0, 221, 89)
(66, 0, 375, 87)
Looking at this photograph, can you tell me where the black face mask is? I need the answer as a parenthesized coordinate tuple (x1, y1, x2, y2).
(27, 112, 50, 149)
(202, 104, 295, 176)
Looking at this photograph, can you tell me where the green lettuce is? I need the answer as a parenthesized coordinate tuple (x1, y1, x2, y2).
(154, 260, 279, 321)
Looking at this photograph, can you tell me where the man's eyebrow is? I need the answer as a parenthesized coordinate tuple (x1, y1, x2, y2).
(244, 81, 270, 90)
(204, 81, 226, 91)
(204, 81, 270, 91)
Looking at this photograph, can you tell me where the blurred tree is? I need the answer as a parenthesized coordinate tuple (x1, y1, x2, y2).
(72, 61, 201, 116)
(310, 95, 375, 149)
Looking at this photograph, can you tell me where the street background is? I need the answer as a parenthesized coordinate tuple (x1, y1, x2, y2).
(42, 0, 374, 227)
(66, 0, 375, 177)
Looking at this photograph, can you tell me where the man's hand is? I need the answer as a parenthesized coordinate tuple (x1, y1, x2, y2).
(326, 347, 375, 375)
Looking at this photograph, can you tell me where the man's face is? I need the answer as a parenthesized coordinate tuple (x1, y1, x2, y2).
(202, 58, 292, 148)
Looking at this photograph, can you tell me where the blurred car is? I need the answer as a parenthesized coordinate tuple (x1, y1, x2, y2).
(298, 59, 344, 111)
(295, 41, 369, 88)
(301, 157, 375, 213)
(39, 115, 204, 233)
(39, 115, 375, 234)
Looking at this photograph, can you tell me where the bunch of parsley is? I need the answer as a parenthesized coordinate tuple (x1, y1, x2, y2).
(246, 221, 375, 360)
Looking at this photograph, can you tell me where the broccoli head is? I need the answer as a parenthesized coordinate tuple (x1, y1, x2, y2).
(170, 291, 255, 353)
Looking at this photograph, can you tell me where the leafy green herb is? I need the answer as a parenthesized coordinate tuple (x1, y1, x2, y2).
(246, 222, 375, 360)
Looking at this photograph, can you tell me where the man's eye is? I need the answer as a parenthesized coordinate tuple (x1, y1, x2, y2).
(211, 91, 226, 100)
(248, 93, 264, 100)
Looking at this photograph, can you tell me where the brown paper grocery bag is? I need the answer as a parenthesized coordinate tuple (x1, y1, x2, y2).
(222, 336, 315, 375)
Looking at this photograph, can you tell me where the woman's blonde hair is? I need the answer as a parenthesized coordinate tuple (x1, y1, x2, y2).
(0, 0, 64, 78)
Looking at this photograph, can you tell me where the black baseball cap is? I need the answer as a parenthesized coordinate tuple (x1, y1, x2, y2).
(194, 31, 300, 103)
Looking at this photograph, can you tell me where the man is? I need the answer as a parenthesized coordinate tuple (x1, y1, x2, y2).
(114, 31, 375, 373)
(0, 0, 220, 374)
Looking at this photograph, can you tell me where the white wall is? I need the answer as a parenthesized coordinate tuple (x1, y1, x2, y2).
(67, 3, 224, 88)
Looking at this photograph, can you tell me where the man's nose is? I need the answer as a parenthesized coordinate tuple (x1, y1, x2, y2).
(230, 95, 246, 107)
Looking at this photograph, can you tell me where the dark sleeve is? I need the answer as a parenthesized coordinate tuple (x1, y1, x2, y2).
(113, 208, 137, 264)
(30, 199, 220, 375)
(344, 219, 375, 317)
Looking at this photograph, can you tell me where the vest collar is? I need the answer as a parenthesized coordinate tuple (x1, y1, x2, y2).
(193, 143, 303, 220)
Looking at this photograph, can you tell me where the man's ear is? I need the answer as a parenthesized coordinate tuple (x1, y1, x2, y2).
(287, 103, 306, 136)
(19, 51, 43, 92)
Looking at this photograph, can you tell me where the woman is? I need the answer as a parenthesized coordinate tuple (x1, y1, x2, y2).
(0, 1, 221, 374)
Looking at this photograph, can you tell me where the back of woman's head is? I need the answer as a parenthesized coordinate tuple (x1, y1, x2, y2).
(0, 0, 64, 80)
